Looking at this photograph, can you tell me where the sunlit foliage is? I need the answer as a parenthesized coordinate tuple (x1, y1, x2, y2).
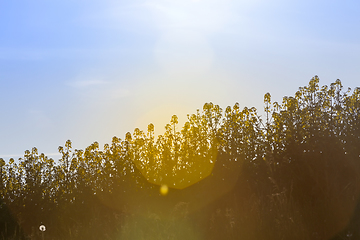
(0, 76, 359, 239)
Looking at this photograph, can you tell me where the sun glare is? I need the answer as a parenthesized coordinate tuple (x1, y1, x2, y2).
(148, 0, 233, 33)
(154, 30, 214, 74)
(135, 102, 188, 136)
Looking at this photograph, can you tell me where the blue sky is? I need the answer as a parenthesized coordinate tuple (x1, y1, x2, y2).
(1, 0, 359, 159)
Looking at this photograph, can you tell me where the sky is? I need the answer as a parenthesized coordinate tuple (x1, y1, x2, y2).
(0, 0, 359, 160)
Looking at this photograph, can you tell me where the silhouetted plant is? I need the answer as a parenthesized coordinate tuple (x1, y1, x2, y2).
(0, 76, 359, 239)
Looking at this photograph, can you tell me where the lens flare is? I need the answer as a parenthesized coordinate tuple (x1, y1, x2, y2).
(160, 184, 169, 196)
